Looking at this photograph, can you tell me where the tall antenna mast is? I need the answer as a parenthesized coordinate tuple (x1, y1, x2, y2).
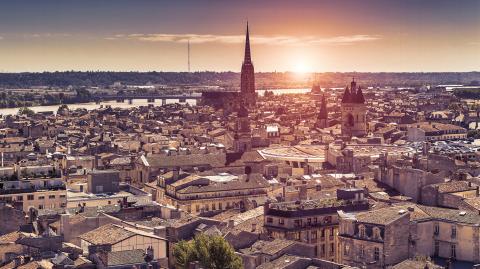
(188, 39, 191, 72)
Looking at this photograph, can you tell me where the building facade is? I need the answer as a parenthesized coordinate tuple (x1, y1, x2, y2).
(263, 189, 369, 263)
(341, 79, 367, 137)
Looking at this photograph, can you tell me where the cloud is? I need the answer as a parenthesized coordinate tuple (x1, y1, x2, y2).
(107, 33, 381, 46)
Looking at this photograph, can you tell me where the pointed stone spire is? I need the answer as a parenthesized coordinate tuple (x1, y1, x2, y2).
(342, 86, 351, 103)
(318, 94, 328, 119)
(244, 21, 252, 63)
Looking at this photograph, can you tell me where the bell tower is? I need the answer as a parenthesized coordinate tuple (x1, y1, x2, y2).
(341, 78, 367, 137)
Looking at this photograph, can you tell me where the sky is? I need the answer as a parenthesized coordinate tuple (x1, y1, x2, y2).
(0, 0, 479, 72)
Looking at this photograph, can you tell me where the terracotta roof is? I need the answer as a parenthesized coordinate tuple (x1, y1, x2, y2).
(104, 249, 147, 266)
(78, 223, 135, 245)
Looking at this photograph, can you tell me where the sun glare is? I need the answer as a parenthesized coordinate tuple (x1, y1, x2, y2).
(292, 61, 311, 74)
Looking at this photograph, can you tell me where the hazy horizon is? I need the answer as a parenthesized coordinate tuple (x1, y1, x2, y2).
(0, 0, 479, 73)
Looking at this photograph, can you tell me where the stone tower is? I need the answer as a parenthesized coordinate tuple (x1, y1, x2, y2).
(233, 102, 252, 153)
(240, 22, 256, 108)
(341, 78, 367, 137)
(316, 93, 328, 129)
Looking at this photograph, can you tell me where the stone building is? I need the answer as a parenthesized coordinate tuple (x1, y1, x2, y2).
(263, 188, 369, 262)
(341, 79, 367, 137)
(338, 204, 480, 268)
(154, 171, 269, 215)
(338, 206, 411, 268)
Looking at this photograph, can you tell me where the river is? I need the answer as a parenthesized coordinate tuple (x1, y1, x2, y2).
(0, 88, 311, 116)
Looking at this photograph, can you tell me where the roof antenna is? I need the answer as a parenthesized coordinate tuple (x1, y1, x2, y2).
(188, 39, 191, 73)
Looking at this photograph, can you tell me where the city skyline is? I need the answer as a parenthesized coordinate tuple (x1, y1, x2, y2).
(0, 0, 479, 72)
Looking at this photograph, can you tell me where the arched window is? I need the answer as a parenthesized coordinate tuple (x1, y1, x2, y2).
(373, 227, 382, 240)
(347, 114, 354, 126)
(359, 225, 366, 238)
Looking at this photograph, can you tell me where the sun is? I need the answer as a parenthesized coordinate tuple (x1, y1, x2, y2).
(292, 61, 311, 74)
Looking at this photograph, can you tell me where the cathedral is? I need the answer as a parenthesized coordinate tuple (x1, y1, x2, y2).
(341, 78, 367, 137)
(240, 22, 256, 108)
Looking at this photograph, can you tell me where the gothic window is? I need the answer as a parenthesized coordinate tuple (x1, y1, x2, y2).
(347, 114, 354, 126)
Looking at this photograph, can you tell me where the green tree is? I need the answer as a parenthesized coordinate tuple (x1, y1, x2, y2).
(18, 107, 35, 117)
(57, 104, 69, 114)
(173, 234, 242, 269)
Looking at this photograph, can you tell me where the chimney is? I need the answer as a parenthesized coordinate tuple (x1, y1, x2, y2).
(60, 213, 71, 241)
(228, 219, 235, 228)
(299, 185, 307, 200)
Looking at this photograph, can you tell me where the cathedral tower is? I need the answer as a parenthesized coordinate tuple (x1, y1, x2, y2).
(316, 94, 328, 129)
(233, 102, 252, 153)
(341, 78, 367, 137)
(240, 22, 256, 108)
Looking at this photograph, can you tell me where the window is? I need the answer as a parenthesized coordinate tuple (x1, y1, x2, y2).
(307, 218, 311, 225)
(27, 195, 34, 201)
(196, 204, 200, 213)
(49, 195, 55, 199)
(60, 195, 66, 198)
(294, 219, 301, 227)
(212, 203, 216, 211)
(329, 243, 334, 255)
(330, 227, 335, 237)
(359, 245, 365, 258)
(373, 227, 382, 240)
(294, 232, 300, 241)
(267, 217, 273, 224)
(38, 196, 45, 200)
(279, 218, 285, 225)
(311, 231, 317, 240)
(434, 223, 439, 235)
(451, 226, 457, 239)
(205, 204, 209, 211)
(16, 196, 23, 201)
(321, 244, 326, 257)
(451, 244, 456, 258)
(374, 247, 380, 261)
(321, 229, 326, 239)
(359, 225, 366, 238)
(344, 244, 350, 256)
(219, 203, 222, 210)
(38, 205, 44, 209)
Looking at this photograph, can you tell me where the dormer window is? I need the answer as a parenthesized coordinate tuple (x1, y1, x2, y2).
(373, 227, 382, 240)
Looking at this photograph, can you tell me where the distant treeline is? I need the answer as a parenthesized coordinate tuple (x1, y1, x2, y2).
(0, 89, 92, 108)
(0, 71, 479, 88)
(454, 88, 480, 99)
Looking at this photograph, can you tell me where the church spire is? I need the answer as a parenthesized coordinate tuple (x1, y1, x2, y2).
(244, 21, 252, 63)
(319, 94, 328, 119)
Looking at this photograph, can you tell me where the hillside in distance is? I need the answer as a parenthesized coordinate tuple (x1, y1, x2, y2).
(0, 71, 479, 89)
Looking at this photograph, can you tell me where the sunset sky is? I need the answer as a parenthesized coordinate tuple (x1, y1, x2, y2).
(0, 0, 479, 72)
